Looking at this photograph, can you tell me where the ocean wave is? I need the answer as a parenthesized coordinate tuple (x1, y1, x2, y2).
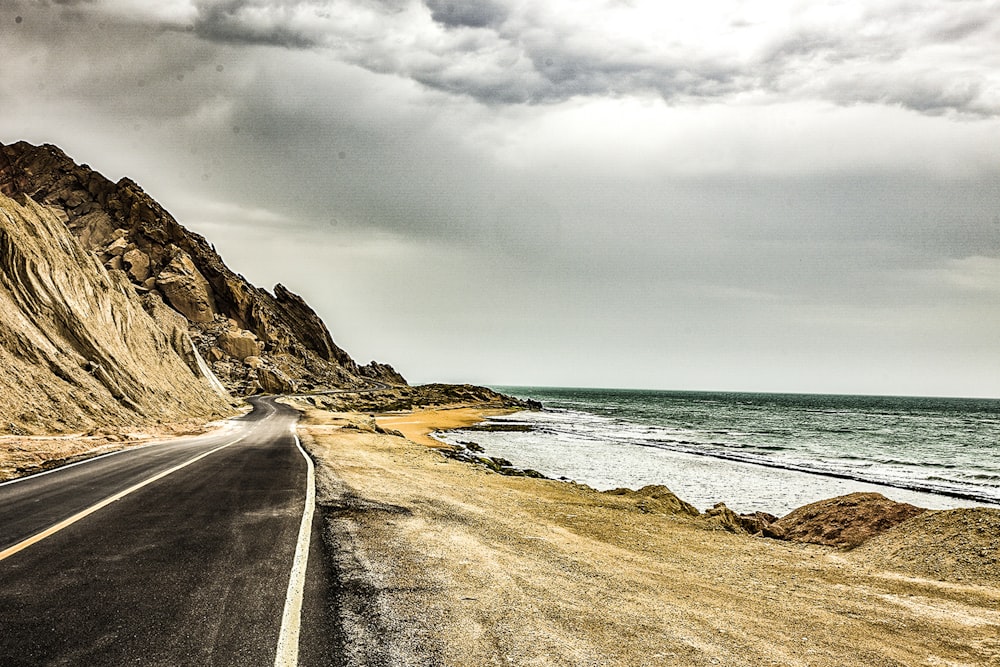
(471, 393, 1000, 508)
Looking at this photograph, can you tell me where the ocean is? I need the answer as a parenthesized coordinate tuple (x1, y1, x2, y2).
(434, 387, 1000, 516)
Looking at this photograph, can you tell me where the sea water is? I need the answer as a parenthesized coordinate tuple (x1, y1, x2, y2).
(434, 387, 1000, 516)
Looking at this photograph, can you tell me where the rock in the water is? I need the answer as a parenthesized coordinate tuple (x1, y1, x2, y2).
(768, 492, 926, 549)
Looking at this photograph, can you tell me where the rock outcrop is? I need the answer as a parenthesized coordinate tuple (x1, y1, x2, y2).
(604, 485, 701, 517)
(0, 191, 233, 433)
(303, 383, 539, 413)
(0, 141, 405, 394)
(699, 502, 778, 534)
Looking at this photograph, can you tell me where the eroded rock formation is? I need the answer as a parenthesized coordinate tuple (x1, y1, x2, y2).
(0, 141, 405, 394)
(0, 192, 233, 433)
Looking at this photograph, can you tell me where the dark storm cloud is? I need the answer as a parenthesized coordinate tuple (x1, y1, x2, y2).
(424, 0, 506, 29)
(189, 0, 320, 47)
(29, 0, 992, 116)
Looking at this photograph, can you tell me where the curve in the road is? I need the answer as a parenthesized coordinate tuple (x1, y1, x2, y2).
(0, 397, 336, 667)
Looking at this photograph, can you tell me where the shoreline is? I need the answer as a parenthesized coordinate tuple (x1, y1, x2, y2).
(295, 400, 1000, 665)
(429, 407, 1000, 515)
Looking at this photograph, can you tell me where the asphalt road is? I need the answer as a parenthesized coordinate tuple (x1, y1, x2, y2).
(0, 397, 338, 666)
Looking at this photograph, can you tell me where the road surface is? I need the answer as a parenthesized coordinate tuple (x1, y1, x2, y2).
(0, 397, 337, 666)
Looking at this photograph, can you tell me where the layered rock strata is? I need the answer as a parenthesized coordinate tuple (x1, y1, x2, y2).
(0, 141, 405, 395)
(0, 192, 233, 433)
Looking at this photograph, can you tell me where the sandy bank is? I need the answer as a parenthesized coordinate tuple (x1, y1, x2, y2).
(0, 415, 242, 482)
(296, 403, 1000, 667)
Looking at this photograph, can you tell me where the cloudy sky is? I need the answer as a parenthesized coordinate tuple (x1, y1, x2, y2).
(2, 0, 999, 397)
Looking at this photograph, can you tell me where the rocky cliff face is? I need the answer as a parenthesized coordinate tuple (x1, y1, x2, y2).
(0, 191, 233, 434)
(0, 141, 405, 394)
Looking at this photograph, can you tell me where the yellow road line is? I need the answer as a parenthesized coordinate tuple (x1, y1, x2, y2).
(0, 436, 246, 563)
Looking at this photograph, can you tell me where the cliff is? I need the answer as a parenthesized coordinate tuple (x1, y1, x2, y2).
(0, 141, 405, 395)
(0, 191, 233, 434)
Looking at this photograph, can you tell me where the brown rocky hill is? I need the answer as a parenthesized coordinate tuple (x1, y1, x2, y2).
(0, 191, 233, 434)
(0, 141, 405, 395)
(765, 492, 926, 549)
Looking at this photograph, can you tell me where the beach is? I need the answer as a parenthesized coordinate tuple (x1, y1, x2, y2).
(294, 401, 1000, 666)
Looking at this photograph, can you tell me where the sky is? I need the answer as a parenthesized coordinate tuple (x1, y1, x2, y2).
(1, 0, 999, 397)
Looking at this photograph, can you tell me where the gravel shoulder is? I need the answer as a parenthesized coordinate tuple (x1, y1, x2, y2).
(296, 403, 1000, 667)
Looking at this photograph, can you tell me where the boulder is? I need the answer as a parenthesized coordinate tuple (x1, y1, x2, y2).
(217, 330, 260, 361)
(122, 248, 150, 282)
(257, 366, 296, 394)
(155, 249, 217, 322)
(244, 355, 264, 369)
(106, 236, 128, 256)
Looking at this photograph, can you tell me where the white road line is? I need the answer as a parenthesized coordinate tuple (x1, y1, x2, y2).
(0, 435, 247, 562)
(0, 422, 237, 488)
(274, 428, 315, 667)
(0, 444, 159, 488)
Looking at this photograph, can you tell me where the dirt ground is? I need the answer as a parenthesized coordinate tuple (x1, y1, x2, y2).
(296, 403, 1000, 667)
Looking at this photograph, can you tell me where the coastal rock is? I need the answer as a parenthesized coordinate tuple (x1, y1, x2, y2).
(769, 492, 926, 549)
(740, 511, 779, 536)
(605, 485, 700, 517)
(698, 504, 778, 535)
(310, 383, 539, 413)
(359, 360, 408, 385)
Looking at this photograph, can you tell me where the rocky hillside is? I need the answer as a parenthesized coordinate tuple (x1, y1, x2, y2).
(0, 191, 233, 434)
(0, 141, 405, 395)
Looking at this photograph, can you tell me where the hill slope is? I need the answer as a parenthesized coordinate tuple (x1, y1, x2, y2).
(0, 141, 404, 395)
(0, 191, 232, 434)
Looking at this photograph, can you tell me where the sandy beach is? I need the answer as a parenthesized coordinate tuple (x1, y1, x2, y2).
(295, 402, 1000, 667)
